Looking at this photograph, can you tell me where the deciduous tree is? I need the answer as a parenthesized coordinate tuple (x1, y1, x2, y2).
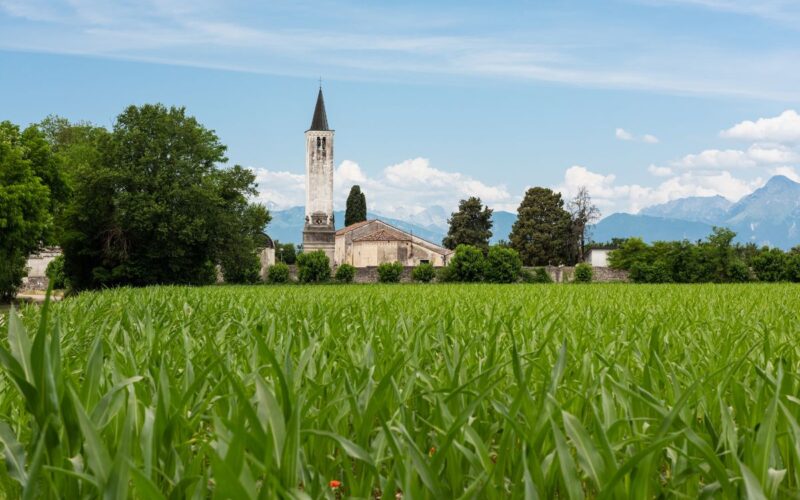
(443, 197, 493, 252)
(509, 188, 572, 266)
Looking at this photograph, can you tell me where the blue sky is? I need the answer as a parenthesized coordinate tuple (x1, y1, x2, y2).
(2, 0, 800, 220)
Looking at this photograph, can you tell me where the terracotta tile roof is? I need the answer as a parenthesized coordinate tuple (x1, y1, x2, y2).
(335, 219, 374, 236)
(353, 229, 411, 242)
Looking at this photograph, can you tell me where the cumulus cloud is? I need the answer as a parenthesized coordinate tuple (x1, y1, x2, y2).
(252, 157, 516, 218)
(616, 128, 659, 144)
(647, 164, 673, 177)
(558, 165, 763, 214)
(667, 144, 799, 170)
(720, 110, 800, 143)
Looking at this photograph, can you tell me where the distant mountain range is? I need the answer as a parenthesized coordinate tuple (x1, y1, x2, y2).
(267, 175, 800, 250)
(593, 175, 800, 249)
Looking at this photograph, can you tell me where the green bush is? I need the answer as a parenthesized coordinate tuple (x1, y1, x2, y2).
(220, 247, 261, 284)
(728, 259, 751, 283)
(377, 261, 404, 283)
(296, 251, 331, 283)
(447, 245, 485, 282)
(46, 254, 68, 289)
(521, 267, 553, 283)
(266, 262, 291, 284)
(786, 253, 800, 283)
(630, 261, 672, 283)
(485, 246, 522, 283)
(335, 264, 356, 283)
(411, 263, 435, 283)
(573, 263, 593, 283)
(752, 248, 787, 282)
(436, 265, 455, 283)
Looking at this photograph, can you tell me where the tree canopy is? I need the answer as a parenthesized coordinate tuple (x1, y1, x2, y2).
(61, 104, 269, 289)
(509, 187, 573, 266)
(344, 185, 367, 227)
(0, 122, 58, 300)
(442, 197, 493, 252)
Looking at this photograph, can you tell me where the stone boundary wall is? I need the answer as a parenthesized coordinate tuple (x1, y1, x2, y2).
(530, 266, 629, 283)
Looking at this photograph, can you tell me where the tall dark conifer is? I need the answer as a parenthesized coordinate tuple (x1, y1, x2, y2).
(442, 197, 494, 252)
(345, 185, 367, 226)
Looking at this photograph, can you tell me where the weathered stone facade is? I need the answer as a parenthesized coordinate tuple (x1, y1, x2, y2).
(302, 89, 336, 262)
(334, 220, 452, 268)
(525, 266, 629, 283)
(20, 247, 62, 291)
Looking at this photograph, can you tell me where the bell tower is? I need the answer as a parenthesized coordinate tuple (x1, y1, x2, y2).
(302, 87, 336, 260)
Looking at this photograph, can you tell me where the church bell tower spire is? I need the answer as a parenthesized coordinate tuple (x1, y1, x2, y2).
(302, 86, 336, 260)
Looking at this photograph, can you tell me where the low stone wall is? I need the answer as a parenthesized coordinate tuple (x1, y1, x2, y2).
(527, 266, 628, 283)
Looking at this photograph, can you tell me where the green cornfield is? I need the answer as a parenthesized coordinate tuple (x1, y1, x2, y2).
(1, 284, 800, 498)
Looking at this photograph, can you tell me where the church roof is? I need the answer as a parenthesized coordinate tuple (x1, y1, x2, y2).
(308, 88, 330, 131)
(336, 219, 374, 236)
(353, 229, 411, 243)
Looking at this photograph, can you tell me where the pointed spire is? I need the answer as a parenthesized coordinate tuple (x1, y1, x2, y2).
(309, 87, 330, 131)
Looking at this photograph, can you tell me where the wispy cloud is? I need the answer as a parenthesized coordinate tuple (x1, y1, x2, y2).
(616, 128, 659, 143)
(2, 0, 800, 100)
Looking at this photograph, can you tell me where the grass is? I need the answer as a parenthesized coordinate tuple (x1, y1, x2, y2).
(1, 283, 800, 498)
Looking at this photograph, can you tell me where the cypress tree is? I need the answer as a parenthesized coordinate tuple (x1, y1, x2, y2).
(345, 185, 367, 226)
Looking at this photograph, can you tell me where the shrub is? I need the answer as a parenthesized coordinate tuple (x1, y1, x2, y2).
(267, 262, 291, 284)
(752, 248, 786, 282)
(296, 251, 331, 283)
(728, 259, 751, 283)
(522, 267, 553, 283)
(630, 261, 672, 283)
(436, 265, 455, 283)
(46, 254, 68, 289)
(411, 263, 435, 283)
(220, 247, 261, 284)
(573, 263, 593, 283)
(377, 261, 404, 283)
(485, 246, 522, 283)
(447, 245, 485, 282)
(786, 253, 800, 283)
(335, 264, 356, 283)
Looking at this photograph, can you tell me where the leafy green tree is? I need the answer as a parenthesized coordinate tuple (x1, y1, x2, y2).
(274, 241, 297, 264)
(0, 122, 54, 300)
(706, 227, 737, 282)
(377, 262, 404, 283)
(297, 250, 331, 283)
(335, 263, 356, 283)
(344, 185, 367, 227)
(61, 104, 268, 289)
(443, 197, 493, 253)
(484, 246, 522, 283)
(46, 255, 68, 289)
(786, 253, 800, 282)
(412, 263, 436, 283)
(446, 244, 486, 282)
(521, 267, 552, 283)
(752, 248, 787, 282)
(510, 188, 572, 266)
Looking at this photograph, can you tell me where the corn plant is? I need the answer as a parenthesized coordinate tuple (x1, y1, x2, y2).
(1, 283, 800, 498)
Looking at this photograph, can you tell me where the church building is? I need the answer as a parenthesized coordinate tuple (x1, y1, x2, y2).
(302, 89, 452, 267)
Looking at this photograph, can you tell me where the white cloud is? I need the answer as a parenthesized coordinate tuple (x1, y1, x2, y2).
(252, 157, 516, 218)
(615, 128, 634, 141)
(642, 134, 660, 144)
(669, 144, 799, 170)
(558, 165, 763, 214)
(648, 164, 673, 176)
(616, 128, 659, 143)
(720, 110, 800, 143)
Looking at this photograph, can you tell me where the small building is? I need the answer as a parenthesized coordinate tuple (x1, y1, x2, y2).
(335, 220, 452, 267)
(585, 247, 613, 267)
